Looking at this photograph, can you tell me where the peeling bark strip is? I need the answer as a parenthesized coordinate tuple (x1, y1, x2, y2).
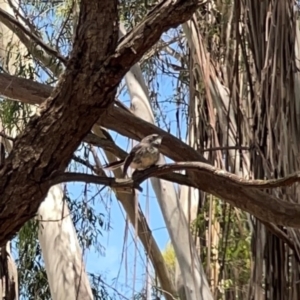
(0, 0, 204, 246)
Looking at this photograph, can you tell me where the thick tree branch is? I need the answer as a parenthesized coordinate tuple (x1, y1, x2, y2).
(132, 163, 300, 189)
(131, 164, 300, 228)
(0, 72, 51, 104)
(52, 162, 300, 227)
(0, 0, 204, 246)
(2, 73, 300, 228)
(54, 163, 300, 191)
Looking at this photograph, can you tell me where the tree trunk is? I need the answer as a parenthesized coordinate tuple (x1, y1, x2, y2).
(37, 186, 93, 300)
(0, 1, 94, 299)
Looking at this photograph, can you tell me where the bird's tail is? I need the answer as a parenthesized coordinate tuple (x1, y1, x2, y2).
(103, 159, 125, 171)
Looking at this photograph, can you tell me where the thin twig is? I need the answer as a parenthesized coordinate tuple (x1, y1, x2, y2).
(201, 146, 252, 152)
(7, 0, 41, 38)
(0, 8, 67, 64)
(71, 155, 97, 173)
(89, 145, 106, 176)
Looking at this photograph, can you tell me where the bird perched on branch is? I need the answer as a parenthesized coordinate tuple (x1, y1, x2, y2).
(103, 134, 163, 176)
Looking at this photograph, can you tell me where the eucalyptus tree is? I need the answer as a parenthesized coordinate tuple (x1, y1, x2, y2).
(0, 0, 299, 300)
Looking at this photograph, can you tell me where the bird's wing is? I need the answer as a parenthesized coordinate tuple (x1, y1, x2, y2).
(103, 159, 125, 170)
(122, 150, 137, 176)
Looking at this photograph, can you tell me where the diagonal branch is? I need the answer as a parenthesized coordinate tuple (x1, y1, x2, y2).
(0, 10, 66, 77)
(0, 8, 67, 64)
(83, 132, 128, 159)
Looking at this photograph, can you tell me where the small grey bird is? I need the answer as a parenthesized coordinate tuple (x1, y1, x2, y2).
(103, 134, 163, 176)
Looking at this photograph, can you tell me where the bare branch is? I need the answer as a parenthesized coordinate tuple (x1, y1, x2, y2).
(0, 72, 51, 104)
(52, 172, 135, 189)
(131, 162, 300, 189)
(71, 155, 98, 174)
(0, 8, 67, 64)
(84, 132, 127, 159)
(53, 169, 193, 191)
(52, 162, 300, 228)
(0, 8, 65, 75)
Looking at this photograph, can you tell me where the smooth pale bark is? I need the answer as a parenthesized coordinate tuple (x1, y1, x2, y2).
(92, 125, 176, 300)
(175, 104, 203, 297)
(120, 22, 213, 300)
(0, 0, 25, 73)
(176, 19, 223, 296)
(37, 187, 93, 300)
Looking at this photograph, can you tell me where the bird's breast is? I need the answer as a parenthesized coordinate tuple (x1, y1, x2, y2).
(131, 148, 160, 170)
